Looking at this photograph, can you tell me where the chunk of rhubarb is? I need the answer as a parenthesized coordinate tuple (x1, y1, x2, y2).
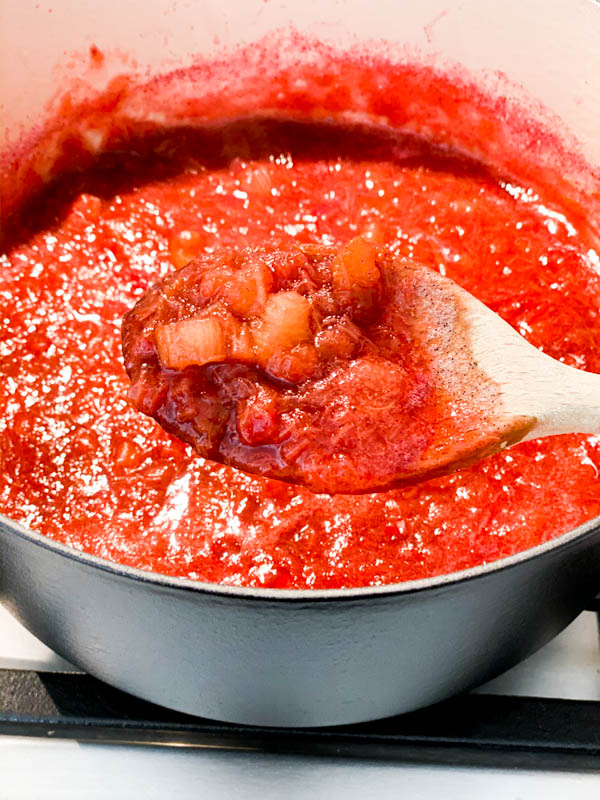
(331, 236, 380, 295)
(156, 317, 226, 370)
(253, 291, 312, 365)
(222, 262, 274, 318)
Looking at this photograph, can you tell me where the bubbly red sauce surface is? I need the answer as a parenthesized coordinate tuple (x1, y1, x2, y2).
(2, 115, 600, 589)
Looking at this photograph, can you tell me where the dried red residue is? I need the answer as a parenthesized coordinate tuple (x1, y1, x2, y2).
(3, 33, 599, 244)
(89, 44, 105, 68)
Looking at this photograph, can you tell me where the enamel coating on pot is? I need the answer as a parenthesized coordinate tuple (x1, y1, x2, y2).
(1, 515, 600, 726)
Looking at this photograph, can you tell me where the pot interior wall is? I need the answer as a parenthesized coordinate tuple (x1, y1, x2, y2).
(2, 0, 599, 164)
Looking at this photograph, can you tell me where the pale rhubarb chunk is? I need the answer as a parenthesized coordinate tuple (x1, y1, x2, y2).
(331, 236, 380, 294)
(253, 291, 312, 365)
(224, 316, 256, 363)
(222, 262, 274, 317)
(156, 317, 226, 370)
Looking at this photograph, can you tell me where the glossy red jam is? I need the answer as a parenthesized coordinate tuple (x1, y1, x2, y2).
(2, 115, 600, 589)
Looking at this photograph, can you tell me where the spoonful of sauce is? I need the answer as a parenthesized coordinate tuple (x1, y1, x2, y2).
(122, 237, 600, 493)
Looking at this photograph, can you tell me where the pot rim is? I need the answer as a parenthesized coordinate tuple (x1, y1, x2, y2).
(2, 509, 600, 603)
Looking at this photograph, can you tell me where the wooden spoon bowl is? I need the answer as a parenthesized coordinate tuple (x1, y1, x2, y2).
(122, 238, 600, 493)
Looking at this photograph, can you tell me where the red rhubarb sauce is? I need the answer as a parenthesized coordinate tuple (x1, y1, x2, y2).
(122, 237, 503, 494)
(2, 115, 600, 589)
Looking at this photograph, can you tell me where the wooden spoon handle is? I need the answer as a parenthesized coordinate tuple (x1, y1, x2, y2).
(461, 288, 600, 441)
(522, 357, 600, 439)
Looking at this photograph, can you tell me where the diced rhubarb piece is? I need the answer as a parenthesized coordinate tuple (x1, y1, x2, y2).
(315, 319, 362, 360)
(222, 315, 256, 362)
(156, 316, 226, 370)
(253, 291, 312, 365)
(266, 343, 320, 384)
(198, 267, 235, 304)
(267, 247, 312, 281)
(222, 262, 274, 317)
(331, 236, 380, 293)
(169, 230, 205, 269)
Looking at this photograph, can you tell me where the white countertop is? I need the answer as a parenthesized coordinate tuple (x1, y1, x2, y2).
(1, 738, 600, 800)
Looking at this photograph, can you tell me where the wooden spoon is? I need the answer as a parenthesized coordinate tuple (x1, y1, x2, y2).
(448, 280, 600, 445)
(407, 268, 600, 477)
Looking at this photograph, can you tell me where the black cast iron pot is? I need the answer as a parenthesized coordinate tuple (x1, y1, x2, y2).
(1, 512, 599, 726)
